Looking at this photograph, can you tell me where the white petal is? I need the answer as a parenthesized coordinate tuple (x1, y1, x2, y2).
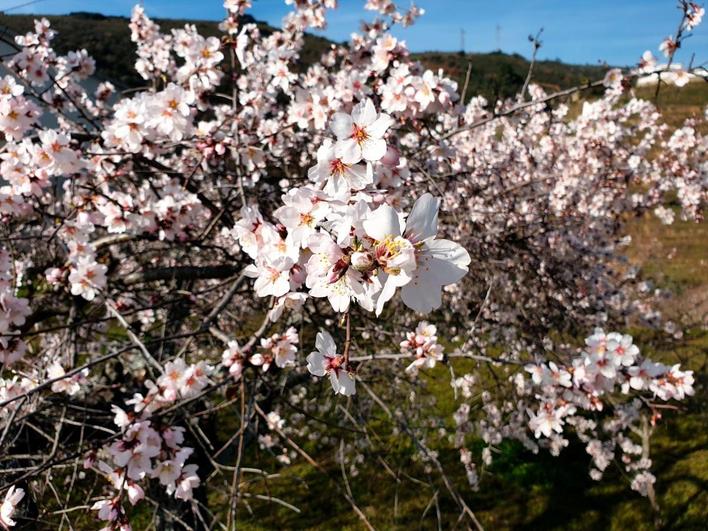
(315, 330, 337, 355)
(405, 193, 439, 243)
(366, 113, 394, 138)
(427, 239, 471, 272)
(337, 371, 356, 396)
(400, 240, 470, 314)
(306, 351, 327, 376)
(329, 371, 342, 394)
(316, 138, 336, 161)
(345, 162, 373, 189)
(331, 112, 353, 139)
(375, 273, 398, 316)
(363, 204, 401, 241)
(273, 205, 300, 228)
(352, 98, 377, 127)
(361, 138, 387, 162)
(336, 138, 362, 165)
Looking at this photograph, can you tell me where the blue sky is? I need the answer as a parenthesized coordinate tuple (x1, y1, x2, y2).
(2, 0, 707, 65)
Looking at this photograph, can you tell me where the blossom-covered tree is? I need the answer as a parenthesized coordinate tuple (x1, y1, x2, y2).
(0, 0, 705, 528)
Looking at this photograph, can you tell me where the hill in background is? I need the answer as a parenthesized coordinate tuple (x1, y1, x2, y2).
(0, 11, 608, 101)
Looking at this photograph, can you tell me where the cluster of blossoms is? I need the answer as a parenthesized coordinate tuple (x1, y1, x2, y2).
(400, 321, 444, 373)
(222, 326, 299, 379)
(0, 249, 30, 366)
(0, 0, 704, 528)
(451, 330, 695, 501)
(524, 330, 694, 437)
(235, 97, 471, 332)
(90, 358, 209, 528)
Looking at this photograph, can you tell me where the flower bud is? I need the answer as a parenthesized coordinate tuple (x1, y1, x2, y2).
(350, 251, 374, 271)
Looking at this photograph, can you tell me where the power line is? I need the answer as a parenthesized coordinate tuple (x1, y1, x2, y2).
(1, 0, 48, 14)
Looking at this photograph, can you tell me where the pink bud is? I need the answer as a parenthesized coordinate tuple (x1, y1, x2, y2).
(380, 145, 400, 168)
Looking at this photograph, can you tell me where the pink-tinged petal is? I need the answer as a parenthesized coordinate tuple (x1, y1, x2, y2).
(336, 138, 362, 165)
(363, 204, 401, 241)
(367, 113, 394, 138)
(361, 137, 387, 162)
(306, 351, 327, 376)
(405, 193, 439, 243)
(331, 112, 353, 139)
(352, 98, 377, 127)
(273, 205, 300, 228)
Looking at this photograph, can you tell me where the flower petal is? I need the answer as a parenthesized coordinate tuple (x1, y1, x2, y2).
(361, 137, 387, 162)
(306, 351, 327, 376)
(352, 98, 377, 127)
(405, 193, 439, 243)
(315, 330, 337, 355)
(336, 138, 362, 165)
(363, 203, 401, 241)
(367, 113, 394, 138)
(331, 112, 353, 139)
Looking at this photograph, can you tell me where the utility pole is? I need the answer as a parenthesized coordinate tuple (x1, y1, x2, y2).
(496, 24, 501, 51)
(460, 28, 465, 53)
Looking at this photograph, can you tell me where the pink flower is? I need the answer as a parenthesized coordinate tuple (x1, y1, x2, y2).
(330, 98, 394, 164)
(306, 331, 355, 396)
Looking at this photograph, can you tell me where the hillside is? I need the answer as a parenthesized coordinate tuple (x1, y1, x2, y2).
(0, 11, 333, 88)
(0, 12, 608, 100)
(415, 50, 608, 101)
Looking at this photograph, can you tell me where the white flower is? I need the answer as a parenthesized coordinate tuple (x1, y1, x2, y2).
(602, 68, 623, 89)
(68, 256, 107, 301)
(245, 256, 294, 298)
(308, 138, 373, 197)
(48, 362, 88, 396)
(174, 464, 200, 501)
(672, 69, 691, 87)
(274, 187, 330, 247)
(399, 194, 471, 314)
(0, 486, 24, 528)
(331, 98, 393, 164)
(306, 331, 355, 396)
(528, 403, 564, 438)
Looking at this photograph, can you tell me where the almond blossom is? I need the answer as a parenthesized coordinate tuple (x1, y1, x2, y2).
(0, 486, 24, 529)
(306, 331, 355, 396)
(331, 98, 394, 164)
